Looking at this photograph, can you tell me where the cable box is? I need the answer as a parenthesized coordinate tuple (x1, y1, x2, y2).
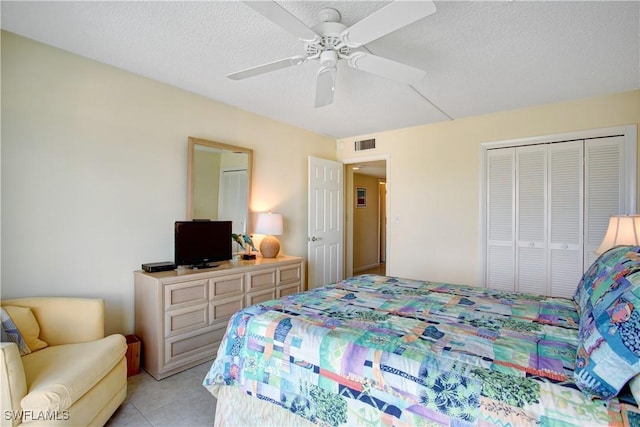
(142, 261, 176, 273)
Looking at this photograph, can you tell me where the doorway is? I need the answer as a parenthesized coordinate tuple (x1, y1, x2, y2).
(344, 157, 388, 278)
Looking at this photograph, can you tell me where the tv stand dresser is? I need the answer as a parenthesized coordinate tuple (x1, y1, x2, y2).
(134, 255, 304, 380)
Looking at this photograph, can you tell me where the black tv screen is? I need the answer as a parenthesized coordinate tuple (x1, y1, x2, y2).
(174, 221, 232, 268)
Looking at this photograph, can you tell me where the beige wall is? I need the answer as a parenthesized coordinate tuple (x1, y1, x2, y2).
(1, 32, 335, 335)
(3, 30, 639, 335)
(353, 174, 380, 272)
(338, 90, 640, 287)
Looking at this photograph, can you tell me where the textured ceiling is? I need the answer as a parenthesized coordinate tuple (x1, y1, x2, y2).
(2, 1, 639, 139)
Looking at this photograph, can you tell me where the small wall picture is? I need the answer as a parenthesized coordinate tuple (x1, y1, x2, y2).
(356, 187, 366, 208)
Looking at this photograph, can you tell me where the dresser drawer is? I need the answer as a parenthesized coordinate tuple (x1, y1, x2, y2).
(277, 282, 300, 298)
(246, 268, 276, 292)
(246, 289, 276, 306)
(210, 273, 245, 298)
(278, 263, 302, 285)
(210, 295, 243, 325)
(164, 325, 226, 367)
(165, 303, 208, 337)
(164, 279, 208, 310)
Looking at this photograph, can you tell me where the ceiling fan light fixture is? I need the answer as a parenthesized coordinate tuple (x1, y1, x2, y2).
(320, 50, 338, 68)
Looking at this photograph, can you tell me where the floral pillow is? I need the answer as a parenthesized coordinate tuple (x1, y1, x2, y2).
(573, 245, 640, 316)
(0, 307, 31, 355)
(574, 245, 640, 399)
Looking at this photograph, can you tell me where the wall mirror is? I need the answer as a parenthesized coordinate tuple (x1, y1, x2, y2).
(187, 137, 253, 234)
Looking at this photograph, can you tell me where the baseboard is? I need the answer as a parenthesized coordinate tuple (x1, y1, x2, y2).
(353, 263, 381, 274)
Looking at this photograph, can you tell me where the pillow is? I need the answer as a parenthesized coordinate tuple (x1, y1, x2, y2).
(2, 305, 48, 352)
(630, 374, 640, 406)
(573, 245, 639, 316)
(574, 246, 640, 399)
(0, 307, 31, 355)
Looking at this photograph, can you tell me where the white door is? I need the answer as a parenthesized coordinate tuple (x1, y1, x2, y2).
(486, 148, 515, 291)
(516, 145, 547, 295)
(218, 169, 248, 234)
(583, 136, 625, 269)
(308, 156, 344, 289)
(547, 141, 584, 297)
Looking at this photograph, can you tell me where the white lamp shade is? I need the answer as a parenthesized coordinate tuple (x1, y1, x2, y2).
(254, 212, 283, 236)
(596, 215, 640, 255)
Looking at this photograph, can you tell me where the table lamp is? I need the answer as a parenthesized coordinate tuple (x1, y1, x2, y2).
(255, 212, 283, 258)
(596, 215, 640, 254)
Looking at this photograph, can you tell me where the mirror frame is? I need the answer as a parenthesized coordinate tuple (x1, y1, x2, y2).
(186, 137, 253, 231)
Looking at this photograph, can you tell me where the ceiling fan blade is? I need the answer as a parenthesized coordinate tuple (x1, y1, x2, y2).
(244, 1, 320, 43)
(227, 56, 306, 80)
(347, 52, 426, 85)
(341, 0, 436, 47)
(315, 67, 336, 108)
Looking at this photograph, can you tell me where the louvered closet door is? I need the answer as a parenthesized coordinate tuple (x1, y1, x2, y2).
(548, 141, 584, 298)
(584, 136, 625, 269)
(486, 148, 515, 291)
(516, 145, 547, 295)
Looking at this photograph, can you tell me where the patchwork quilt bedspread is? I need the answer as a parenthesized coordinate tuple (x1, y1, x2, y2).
(204, 274, 640, 426)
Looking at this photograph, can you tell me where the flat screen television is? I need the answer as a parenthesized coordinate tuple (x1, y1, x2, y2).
(174, 220, 232, 268)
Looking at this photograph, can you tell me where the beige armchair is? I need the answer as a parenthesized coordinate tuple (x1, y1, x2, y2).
(0, 298, 127, 426)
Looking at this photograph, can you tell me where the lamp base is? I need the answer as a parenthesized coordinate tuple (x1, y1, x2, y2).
(260, 235, 281, 258)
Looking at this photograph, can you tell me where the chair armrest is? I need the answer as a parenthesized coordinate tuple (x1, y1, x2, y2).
(0, 343, 27, 427)
(1, 298, 104, 345)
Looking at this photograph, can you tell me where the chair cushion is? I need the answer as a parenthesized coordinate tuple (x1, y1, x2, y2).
(2, 305, 48, 352)
(20, 334, 126, 412)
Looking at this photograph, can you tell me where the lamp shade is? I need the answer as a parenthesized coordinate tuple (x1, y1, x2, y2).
(596, 215, 640, 255)
(254, 212, 283, 236)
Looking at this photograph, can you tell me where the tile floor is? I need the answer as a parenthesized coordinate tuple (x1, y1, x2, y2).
(106, 362, 217, 427)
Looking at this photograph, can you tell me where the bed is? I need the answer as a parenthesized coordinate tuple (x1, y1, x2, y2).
(204, 246, 640, 426)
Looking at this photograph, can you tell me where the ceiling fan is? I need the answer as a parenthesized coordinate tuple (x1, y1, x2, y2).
(228, 0, 437, 108)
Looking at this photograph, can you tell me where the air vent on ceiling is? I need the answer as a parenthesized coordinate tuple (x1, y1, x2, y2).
(354, 138, 376, 151)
